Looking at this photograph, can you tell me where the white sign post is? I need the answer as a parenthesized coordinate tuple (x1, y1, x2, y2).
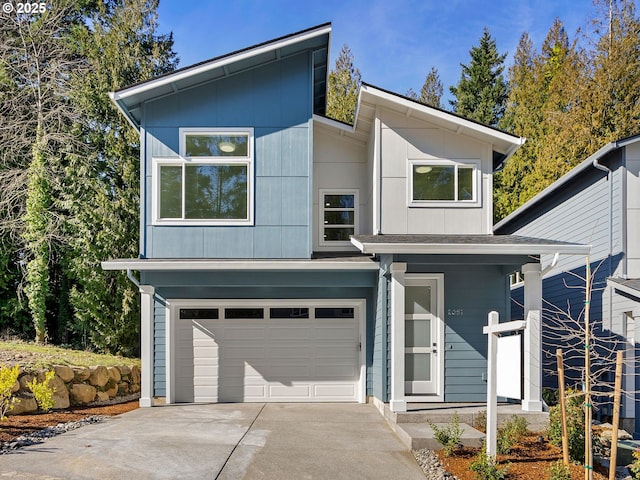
(483, 311, 526, 457)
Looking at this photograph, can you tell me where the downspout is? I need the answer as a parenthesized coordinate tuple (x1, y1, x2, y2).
(127, 269, 141, 289)
(541, 252, 560, 276)
(593, 158, 613, 331)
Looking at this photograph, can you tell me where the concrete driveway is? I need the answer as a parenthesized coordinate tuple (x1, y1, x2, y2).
(0, 403, 426, 479)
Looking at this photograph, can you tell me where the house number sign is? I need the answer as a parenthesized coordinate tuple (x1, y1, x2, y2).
(447, 308, 464, 316)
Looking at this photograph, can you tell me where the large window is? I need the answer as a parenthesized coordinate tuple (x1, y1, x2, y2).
(409, 160, 479, 206)
(153, 128, 254, 225)
(319, 190, 358, 246)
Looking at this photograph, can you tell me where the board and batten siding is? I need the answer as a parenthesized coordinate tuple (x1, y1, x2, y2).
(143, 269, 378, 398)
(140, 51, 315, 259)
(312, 124, 371, 251)
(377, 108, 494, 235)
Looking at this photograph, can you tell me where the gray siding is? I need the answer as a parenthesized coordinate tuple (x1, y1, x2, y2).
(141, 52, 314, 259)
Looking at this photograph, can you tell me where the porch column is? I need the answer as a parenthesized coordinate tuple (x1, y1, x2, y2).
(522, 263, 543, 411)
(390, 262, 407, 412)
(139, 285, 155, 407)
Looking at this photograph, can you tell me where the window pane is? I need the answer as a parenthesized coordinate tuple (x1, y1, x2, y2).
(324, 194, 354, 208)
(324, 211, 354, 225)
(405, 353, 431, 382)
(270, 308, 309, 319)
(323, 227, 354, 241)
(184, 164, 247, 219)
(179, 308, 219, 320)
(159, 165, 182, 218)
(405, 319, 431, 348)
(458, 167, 474, 200)
(185, 134, 248, 157)
(405, 286, 432, 315)
(225, 308, 264, 319)
(315, 307, 355, 318)
(412, 165, 454, 201)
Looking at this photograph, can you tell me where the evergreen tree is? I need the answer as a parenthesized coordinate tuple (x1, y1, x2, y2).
(450, 28, 508, 126)
(64, 0, 177, 355)
(406, 67, 444, 108)
(326, 44, 361, 124)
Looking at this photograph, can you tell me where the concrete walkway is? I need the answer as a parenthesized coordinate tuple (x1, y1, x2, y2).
(0, 403, 426, 480)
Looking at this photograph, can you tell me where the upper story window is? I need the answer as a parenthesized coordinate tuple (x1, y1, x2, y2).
(319, 189, 358, 247)
(153, 128, 254, 225)
(408, 159, 480, 207)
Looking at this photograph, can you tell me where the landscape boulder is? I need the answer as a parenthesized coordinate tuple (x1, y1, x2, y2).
(107, 366, 121, 383)
(131, 365, 141, 384)
(10, 396, 37, 415)
(53, 365, 75, 383)
(11, 380, 19, 393)
(88, 366, 109, 388)
(116, 365, 131, 377)
(50, 374, 70, 409)
(70, 384, 97, 404)
(18, 374, 33, 391)
(73, 366, 91, 382)
(96, 391, 109, 402)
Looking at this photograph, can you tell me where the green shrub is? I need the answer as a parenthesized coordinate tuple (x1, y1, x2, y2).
(428, 412, 462, 456)
(547, 389, 585, 463)
(469, 447, 509, 480)
(27, 370, 55, 412)
(548, 460, 572, 480)
(542, 387, 559, 407)
(474, 410, 487, 433)
(630, 449, 640, 479)
(0, 364, 20, 420)
(497, 415, 528, 454)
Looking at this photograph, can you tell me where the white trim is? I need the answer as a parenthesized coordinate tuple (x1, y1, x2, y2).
(139, 285, 155, 407)
(608, 279, 640, 301)
(318, 189, 360, 248)
(151, 127, 255, 226)
(373, 109, 381, 233)
(165, 298, 367, 404)
(389, 262, 407, 412)
(404, 273, 445, 403)
(349, 238, 590, 256)
(111, 25, 332, 102)
(102, 258, 379, 271)
(407, 159, 481, 208)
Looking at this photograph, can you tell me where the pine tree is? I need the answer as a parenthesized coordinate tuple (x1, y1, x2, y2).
(326, 45, 361, 124)
(407, 67, 444, 108)
(64, 0, 177, 355)
(450, 28, 508, 126)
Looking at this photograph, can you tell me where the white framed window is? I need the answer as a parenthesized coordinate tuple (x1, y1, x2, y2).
(408, 159, 480, 207)
(153, 128, 254, 225)
(319, 189, 359, 247)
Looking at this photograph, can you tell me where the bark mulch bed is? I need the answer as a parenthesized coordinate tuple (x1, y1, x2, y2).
(0, 401, 139, 444)
(436, 434, 608, 480)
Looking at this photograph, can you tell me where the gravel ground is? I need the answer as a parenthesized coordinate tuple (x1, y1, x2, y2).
(412, 449, 458, 479)
(0, 416, 105, 454)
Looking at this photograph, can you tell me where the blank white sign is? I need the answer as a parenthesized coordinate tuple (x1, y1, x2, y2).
(497, 334, 521, 399)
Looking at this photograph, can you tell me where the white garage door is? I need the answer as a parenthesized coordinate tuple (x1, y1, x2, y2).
(172, 301, 362, 403)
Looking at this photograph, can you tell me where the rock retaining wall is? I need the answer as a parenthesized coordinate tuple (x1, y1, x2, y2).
(9, 365, 141, 415)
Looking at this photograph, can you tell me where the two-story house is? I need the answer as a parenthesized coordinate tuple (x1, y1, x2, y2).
(495, 134, 640, 435)
(103, 23, 587, 413)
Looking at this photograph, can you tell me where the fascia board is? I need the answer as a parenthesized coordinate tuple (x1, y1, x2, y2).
(359, 85, 524, 148)
(111, 25, 332, 103)
(101, 259, 379, 271)
(108, 92, 140, 130)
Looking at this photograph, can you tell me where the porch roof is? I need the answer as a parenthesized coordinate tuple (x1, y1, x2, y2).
(608, 277, 640, 301)
(350, 234, 590, 256)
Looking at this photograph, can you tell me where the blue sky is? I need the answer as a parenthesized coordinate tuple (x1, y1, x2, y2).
(156, 0, 597, 104)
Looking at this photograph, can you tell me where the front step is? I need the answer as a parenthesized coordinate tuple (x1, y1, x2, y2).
(391, 421, 485, 450)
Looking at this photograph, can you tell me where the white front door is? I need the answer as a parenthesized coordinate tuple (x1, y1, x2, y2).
(404, 279, 439, 395)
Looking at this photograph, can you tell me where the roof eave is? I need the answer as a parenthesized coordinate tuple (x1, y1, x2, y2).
(350, 238, 590, 256)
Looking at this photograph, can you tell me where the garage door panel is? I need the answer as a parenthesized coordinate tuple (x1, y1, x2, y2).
(174, 302, 362, 403)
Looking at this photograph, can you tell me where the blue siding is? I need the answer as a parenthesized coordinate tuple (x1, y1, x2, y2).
(142, 51, 314, 259)
(153, 300, 166, 397)
(372, 257, 391, 401)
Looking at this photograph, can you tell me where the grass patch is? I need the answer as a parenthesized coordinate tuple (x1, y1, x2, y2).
(0, 341, 140, 368)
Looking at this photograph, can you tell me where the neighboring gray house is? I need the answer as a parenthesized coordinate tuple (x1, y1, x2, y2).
(495, 134, 640, 435)
(102, 23, 586, 413)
